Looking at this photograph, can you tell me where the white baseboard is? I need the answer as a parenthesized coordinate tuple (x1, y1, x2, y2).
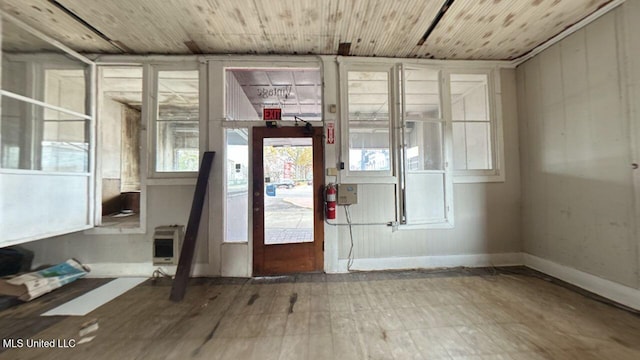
(333, 252, 524, 273)
(523, 254, 640, 311)
(83, 254, 640, 312)
(84, 262, 211, 278)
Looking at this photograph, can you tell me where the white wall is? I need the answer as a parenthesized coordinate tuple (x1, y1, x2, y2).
(517, 4, 639, 289)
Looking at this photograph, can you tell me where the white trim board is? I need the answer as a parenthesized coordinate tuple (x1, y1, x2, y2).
(84, 262, 211, 278)
(333, 253, 523, 273)
(41, 277, 147, 316)
(523, 254, 640, 311)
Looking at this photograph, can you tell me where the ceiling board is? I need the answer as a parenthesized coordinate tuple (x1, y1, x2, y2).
(3, 0, 616, 60)
(1, 0, 117, 53)
(423, 0, 612, 60)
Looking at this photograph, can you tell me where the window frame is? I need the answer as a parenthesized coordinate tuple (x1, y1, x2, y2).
(149, 62, 205, 179)
(339, 62, 397, 183)
(223, 125, 250, 243)
(219, 60, 324, 247)
(0, 13, 97, 244)
(398, 65, 455, 228)
(88, 64, 147, 233)
(445, 68, 505, 183)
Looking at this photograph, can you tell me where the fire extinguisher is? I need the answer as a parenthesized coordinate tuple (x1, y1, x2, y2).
(325, 183, 337, 220)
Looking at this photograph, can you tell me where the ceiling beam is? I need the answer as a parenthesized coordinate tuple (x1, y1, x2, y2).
(417, 0, 455, 46)
(47, 0, 130, 53)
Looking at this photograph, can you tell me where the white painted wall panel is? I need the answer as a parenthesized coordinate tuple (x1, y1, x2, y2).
(624, 0, 640, 291)
(517, 6, 639, 289)
(0, 173, 89, 245)
(405, 173, 445, 223)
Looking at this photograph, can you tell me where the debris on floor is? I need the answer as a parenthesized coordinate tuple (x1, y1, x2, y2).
(79, 318, 99, 337)
(0, 259, 89, 301)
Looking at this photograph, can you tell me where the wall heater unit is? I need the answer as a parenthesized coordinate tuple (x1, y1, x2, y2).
(153, 225, 184, 265)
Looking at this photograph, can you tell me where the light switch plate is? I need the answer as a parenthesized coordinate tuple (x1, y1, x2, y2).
(326, 168, 338, 176)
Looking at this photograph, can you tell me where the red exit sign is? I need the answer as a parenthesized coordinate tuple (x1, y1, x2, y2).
(263, 108, 282, 120)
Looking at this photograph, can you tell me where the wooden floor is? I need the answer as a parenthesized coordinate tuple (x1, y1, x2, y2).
(1, 268, 639, 359)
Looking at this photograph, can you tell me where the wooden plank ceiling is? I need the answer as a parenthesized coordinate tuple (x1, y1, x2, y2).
(2, 0, 613, 60)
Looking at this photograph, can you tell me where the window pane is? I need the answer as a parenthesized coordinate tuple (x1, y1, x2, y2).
(452, 122, 467, 170)
(225, 68, 322, 121)
(156, 121, 199, 172)
(2, 18, 88, 114)
(405, 121, 443, 171)
(452, 121, 492, 170)
(465, 122, 492, 169)
(450, 74, 489, 121)
(451, 73, 494, 172)
(44, 69, 86, 115)
(348, 71, 390, 171)
(1, 96, 88, 172)
(404, 68, 440, 120)
(225, 128, 249, 242)
(156, 70, 199, 172)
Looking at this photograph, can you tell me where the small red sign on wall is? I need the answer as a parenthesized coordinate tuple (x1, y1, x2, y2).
(326, 122, 335, 144)
(263, 108, 282, 120)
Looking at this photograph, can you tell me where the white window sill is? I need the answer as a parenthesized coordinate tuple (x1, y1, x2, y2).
(399, 221, 454, 230)
(147, 178, 197, 186)
(84, 227, 146, 235)
(338, 174, 397, 184)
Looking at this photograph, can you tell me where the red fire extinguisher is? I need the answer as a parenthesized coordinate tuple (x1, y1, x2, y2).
(326, 183, 337, 220)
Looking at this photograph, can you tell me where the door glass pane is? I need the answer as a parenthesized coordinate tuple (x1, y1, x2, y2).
(263, 137, 314, 244)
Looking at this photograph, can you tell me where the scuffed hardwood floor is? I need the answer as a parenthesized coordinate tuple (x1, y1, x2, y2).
(1, 268, 639, 359)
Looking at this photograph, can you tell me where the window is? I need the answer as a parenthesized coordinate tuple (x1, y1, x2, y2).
(225, 68, 322, 121)
(95, 66, 143, 230)
(1, 52, 90, 173)
(225, 128, 249, 242)
(400, 67, 453, 226)
(343, 67, 393, 176)
(155, 69, 200, 173)
(1, 15, 95, 245)
(449, 72, 501, 181)
(1, 96, 89, 172)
